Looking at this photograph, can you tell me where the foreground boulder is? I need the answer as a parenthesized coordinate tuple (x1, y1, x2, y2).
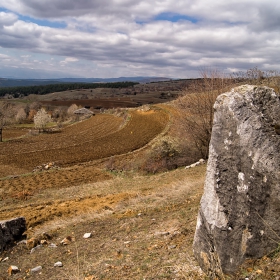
(193, 85, 280, 276)
(0, 217, 26, 253)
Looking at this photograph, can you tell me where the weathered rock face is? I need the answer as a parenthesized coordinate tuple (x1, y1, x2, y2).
(0, 217, 26, 253)
(193, 85, 280, 275)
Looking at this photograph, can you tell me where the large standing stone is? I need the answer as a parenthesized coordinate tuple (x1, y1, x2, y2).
(0, 217, 26, 253)
(193, 85, 280, 275)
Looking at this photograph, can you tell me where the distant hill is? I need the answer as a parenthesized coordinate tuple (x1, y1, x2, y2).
(0, 77, 171, 88)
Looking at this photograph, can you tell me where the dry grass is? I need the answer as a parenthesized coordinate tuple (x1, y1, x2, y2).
(0, 165, 208, 280)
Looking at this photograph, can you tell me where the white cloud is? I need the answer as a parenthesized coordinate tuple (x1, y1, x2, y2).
(0, 0, 279, 78)
(0, 53, 10, 60)
(0, 11, 17, 26)
(64, 57, 78, 62)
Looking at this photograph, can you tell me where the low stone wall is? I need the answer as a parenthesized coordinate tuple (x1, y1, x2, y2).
(0, 217, 26, 253)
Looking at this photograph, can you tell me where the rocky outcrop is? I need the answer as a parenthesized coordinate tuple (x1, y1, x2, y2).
(0, 217, 26, 253)
(193, 85, 280, 276)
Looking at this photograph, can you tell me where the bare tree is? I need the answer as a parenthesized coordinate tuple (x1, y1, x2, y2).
(30, 101, 42, 111)
(175, 68, 238, 159)
(34, 108, 52, 132)
(67, 104, 79, 116)
(15, 107, 27, 123)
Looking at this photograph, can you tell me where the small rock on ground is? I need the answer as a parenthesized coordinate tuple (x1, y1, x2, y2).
(7, 265, 20, 276)
(83, 233, 92, 239)
(54, 261, 63, 267)
(31, 266, 42, 273)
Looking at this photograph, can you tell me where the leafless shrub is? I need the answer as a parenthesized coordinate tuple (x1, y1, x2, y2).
(15, 107, 27, 123)
(141, 136, 182, 173)
(174, 68, 238, 159)
(233, 66, 280, 92)
(67, 104, 79, 116)
(29, 101, 42, 111)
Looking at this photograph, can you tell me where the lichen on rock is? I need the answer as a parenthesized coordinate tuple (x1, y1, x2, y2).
(193, 85, 280, 276)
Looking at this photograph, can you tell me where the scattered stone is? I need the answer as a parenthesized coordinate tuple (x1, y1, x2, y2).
(168, 245, 177, 249)
(33, 162, 59, 172)
(30, 244, 42, 254)
(0, 217, 26, 253)
(54, 261, 63, 267)
(17, 239, 27, 245)
(74, 108, 94, 116)
(7, 265, 20, 275)
(48, 243, 58, 248)
(39, 232, 52, 240)
(83, 233, 92, 239)
(60, 236, 73, 245)
(185, 158, 205, 169)
(198, 158, 205, 164)
(40, 239, 48, 245)
(30, 266, 42, 273)
(193, 85, 280, 275)
(169, 231, 181, 239)
(154, 231, 170, 237)
(1, 257, 9, 262)
(26, 237, 39, 249)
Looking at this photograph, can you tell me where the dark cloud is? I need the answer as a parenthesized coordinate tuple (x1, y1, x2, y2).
(249, 4, 280, 32)
(0, 0, 137, 19)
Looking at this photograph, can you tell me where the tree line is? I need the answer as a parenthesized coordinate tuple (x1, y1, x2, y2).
(0, 81, 138, 98)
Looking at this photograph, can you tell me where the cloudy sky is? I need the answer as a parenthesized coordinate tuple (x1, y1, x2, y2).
(0, 0, 279, 79)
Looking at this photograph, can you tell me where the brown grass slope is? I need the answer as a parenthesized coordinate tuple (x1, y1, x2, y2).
(0, 166, 206, 280)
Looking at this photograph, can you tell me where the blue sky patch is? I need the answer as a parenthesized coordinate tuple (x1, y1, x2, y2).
(18, 15, 66, 28)
(0, 7, 9, 13)
(0, 7, 66, 28)
(154, 13, 198, 23)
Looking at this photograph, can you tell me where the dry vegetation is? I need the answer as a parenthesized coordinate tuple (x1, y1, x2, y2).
(0, 165, 207, 280)
(0, 100, 208, 279)
(1, 71, 280, 279)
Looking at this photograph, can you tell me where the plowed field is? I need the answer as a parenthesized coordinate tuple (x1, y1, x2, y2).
(0, 107, 169, 228)
(0, 108, 168, 178)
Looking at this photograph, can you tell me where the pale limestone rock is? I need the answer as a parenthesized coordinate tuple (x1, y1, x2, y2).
(193, 85, 280, 275)
(31, 266, 42, 273)
(54, 261, 63, 267)
(83, 232, 92, 239)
